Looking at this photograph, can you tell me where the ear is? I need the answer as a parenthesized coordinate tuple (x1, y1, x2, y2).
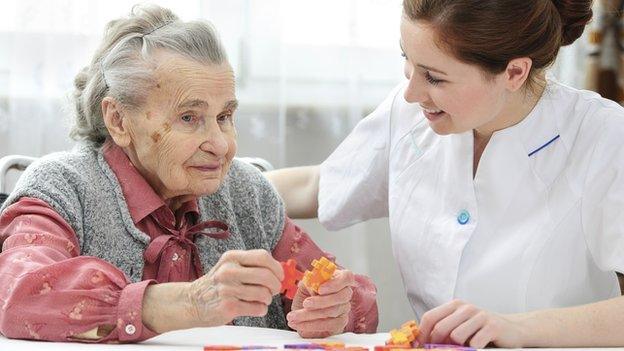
(101, 97, 132, 147)
(504, 57, 533, 92)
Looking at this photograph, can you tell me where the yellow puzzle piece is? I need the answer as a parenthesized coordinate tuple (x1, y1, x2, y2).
(302, 257, 337, 293)
(386, 320, 420, 347)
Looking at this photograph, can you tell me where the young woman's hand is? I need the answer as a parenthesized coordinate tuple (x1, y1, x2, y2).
(417, 299, 530, 349)
(287, 269, 355, 338)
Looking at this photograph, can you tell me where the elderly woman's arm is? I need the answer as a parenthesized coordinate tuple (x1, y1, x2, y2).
(265, 166, 319, 219)
(0, 198, 284, 342)
(272, 217, 378, 335)
(0, 197, 159, 342)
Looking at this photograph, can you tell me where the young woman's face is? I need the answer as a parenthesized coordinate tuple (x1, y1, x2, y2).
(400, 18, 510, 135)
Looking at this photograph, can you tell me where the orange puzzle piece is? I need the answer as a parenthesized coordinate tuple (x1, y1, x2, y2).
(302, 257, 337, 293)
(386, 320, 420, 347)
(280, 259, 304, 299)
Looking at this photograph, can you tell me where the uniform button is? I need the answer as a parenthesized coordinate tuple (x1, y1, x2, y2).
(457, 210, 470, 225)
(172, 252, 179, 262)
(125, 324, 136, 335)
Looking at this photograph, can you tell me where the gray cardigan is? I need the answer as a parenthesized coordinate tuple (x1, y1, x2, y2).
(1, 144, 288, 330)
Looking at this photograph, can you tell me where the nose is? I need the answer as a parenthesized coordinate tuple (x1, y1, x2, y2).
(403, 72, 429, 104)
(199, 122, 229, 157)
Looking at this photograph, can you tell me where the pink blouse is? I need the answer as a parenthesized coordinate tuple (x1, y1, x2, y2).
(0, 144, 378, 343)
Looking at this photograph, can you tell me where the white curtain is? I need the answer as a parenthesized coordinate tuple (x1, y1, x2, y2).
(0, 0, 590, 331)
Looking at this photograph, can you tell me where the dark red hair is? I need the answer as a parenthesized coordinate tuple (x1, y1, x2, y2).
(403, 0, 593, 78)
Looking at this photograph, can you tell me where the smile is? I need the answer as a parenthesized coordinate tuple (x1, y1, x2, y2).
(421, 105, 446, 121)
(423, 107, 443, 114)
(191, 164, 222, 172)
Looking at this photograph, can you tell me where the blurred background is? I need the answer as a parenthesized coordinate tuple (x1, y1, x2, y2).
(0, 0, 610, 331)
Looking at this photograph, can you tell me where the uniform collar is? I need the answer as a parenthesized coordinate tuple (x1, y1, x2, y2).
(468, 79, 564, 214)
(494, 78, 561, 158)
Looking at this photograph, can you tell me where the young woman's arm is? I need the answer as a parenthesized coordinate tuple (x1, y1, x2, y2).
(265, 166, 320, 219)
(416, 296, 624, 348)
(522, 296, 624, 347)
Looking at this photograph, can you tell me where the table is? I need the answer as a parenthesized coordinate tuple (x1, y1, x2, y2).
(0, 326, 386, 351)
(0, 326, 622, 351)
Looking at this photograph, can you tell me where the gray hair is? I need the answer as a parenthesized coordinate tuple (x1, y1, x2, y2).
(71, 4, 228, 145)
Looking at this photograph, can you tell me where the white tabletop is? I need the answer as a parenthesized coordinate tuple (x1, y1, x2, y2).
(0, 326, 623, 351)
(0, 326, 386, 351)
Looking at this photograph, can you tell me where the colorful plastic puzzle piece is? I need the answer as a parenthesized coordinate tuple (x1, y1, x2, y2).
(204, 345, 240, 350)
(302, 256, 337, 293)
(424, 344, 475, 351)
(315, 341, 345, 349)
(386, 320, 420, 347)
(284, 343, 325, 349)
(373, 346, 412, 351)
(280, 259, 304, 299)
(400, 320, 420, 340)
(284, 343, 361, 351)
(386, 329, 411, 347)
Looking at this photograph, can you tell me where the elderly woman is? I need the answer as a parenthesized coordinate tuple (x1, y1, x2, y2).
(0, 5, 377, 343)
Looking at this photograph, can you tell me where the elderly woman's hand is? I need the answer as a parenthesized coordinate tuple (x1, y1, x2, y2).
(185, 249, 284, 326)
(286, 269, 355, 338)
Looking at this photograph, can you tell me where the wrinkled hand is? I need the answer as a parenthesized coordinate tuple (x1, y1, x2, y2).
(185, 249, 284, 326)
(287, 269, 355, 338)
(417, 299, 529, 349)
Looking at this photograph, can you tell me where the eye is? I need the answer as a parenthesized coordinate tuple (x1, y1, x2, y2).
(424, 71, 444, 86)
(400, 51, 407, 60)
(217, 111, 234, 124)
(181, 114, 196, 123)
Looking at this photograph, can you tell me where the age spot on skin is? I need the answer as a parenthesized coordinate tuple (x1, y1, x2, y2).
(163, 122, 172, 133)
(151, 132, 161, 143)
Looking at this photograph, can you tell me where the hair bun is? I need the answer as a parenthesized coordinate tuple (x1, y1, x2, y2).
(551, 0, 593, 46)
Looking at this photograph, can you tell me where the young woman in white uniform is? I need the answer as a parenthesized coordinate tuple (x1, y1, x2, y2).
(268, 0, 624, 348)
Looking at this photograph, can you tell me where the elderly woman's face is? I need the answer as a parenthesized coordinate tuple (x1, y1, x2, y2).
(123, 52, 237, 200)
